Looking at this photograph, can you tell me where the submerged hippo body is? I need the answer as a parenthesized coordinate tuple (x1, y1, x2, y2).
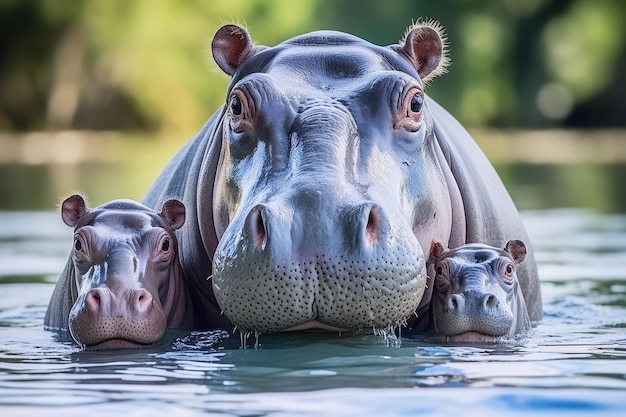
(44, 195, 192, 349)
(428, 240, 531, 342)
(143, 21, 542, 334)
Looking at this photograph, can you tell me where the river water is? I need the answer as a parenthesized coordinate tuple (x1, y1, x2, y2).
(0, 208, 625, 416)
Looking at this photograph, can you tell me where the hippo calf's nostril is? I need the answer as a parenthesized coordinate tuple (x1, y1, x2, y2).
(85, 289, 102, 313)
(448, 294, 463, 311)
(134, 289, 153, 313)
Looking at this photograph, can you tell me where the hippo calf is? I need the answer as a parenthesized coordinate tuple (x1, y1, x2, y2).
(428, 240, 531, 342)
(44, 195, 193, 350)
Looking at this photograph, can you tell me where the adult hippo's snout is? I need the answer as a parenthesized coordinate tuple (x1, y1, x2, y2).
(213, 193, 426, 334)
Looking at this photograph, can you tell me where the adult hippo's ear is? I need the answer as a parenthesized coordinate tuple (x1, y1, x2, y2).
(161, 199, 186, 231)
(212, 24, 256, 76)
(61, 194, 88, 227)
(398, 20, 450, 84)
(505, 240, 527, 264)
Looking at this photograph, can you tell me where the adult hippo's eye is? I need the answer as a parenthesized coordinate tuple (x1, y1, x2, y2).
(161, 238, 170, 252)
(410, 93, 423, 113)
(230, 95, 242, 116)
(505, 264, 513, 274)
(74, 239, 82, 251)
(395, 87, 425, 132)
(228, 90, 253, 133)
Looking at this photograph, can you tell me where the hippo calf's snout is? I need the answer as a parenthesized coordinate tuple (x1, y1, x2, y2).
(45, 194, 192, 350)
(82, 286, 154, 317)
(69, 284, 167, 349)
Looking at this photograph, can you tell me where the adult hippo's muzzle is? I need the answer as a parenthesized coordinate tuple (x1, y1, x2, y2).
(213, 197, 426, 334)
(212, 101, 427, 334)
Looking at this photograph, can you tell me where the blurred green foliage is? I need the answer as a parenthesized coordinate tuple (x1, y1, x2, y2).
(0, 0, 624, 133)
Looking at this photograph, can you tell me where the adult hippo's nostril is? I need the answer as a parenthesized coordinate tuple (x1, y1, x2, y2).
(364, 205, 381, 245)
(349, 203, 389, 251)
(244, 205, 268, 250)
(482, 293, 498, 309)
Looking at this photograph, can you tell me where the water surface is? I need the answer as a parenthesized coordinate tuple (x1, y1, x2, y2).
(0, 209, 625, 416)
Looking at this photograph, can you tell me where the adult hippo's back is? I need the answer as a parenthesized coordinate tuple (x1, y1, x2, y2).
(144, 21, 542, 334)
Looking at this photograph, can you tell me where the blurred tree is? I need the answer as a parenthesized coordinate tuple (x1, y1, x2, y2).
(313, 0, 626, 127)
(0, 0, 624, 133)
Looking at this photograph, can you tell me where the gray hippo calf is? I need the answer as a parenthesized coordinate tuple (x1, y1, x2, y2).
(139, 20, 540, 336)
(44, 195, 192, 350)
(428, 240, 531, 342)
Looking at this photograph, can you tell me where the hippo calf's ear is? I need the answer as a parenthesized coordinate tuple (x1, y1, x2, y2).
(399, 20, 450, 83)
(61, 194, 88, 227)
(161, 199, 186, 230)
(429, 239, 446, 262)
(212, 24, 255, 76)
(505, 240, 527, 264)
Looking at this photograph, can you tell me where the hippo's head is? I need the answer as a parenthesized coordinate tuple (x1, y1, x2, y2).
(204, 22, 455, 334)
(61, 195, 188, 350)
(429, 240, 531, 342)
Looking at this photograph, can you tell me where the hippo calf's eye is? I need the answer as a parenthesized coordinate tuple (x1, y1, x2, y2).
(434, 262, 450, 291)
(161, 239, 170, 252)
(74, 239, 82, 251)
(501, 262, 515, 285)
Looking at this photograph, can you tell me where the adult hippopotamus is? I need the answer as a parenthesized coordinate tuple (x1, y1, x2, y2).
(44, 195, 192, 349)
(427, 240, 531, 342)
(143, 21, 542, 335)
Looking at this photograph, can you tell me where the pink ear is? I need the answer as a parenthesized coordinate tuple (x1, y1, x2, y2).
(400, 21, 449, 82)
(504, 240, 527, 264)
(212, 24, 255, 76)
(161, 199, 186, 230)
(61, 194, 88, 227)
(429, 239, 446, 262)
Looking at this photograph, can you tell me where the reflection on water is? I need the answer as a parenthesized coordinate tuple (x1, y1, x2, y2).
(0, 208, 625, 416)
(497, 163, 626, 213)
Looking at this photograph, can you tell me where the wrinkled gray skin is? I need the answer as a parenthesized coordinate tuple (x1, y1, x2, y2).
(44, 195, 192, 350)
(143, 22, 542, 334)
(428, 240, 531, 342)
